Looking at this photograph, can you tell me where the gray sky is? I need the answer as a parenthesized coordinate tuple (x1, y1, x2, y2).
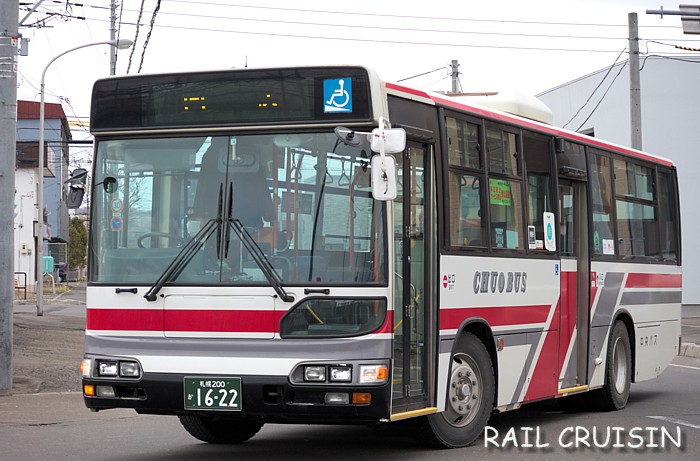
(16, 0, 700, 142)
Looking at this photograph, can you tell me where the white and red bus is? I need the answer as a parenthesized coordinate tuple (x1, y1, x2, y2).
(80, 65, 681, 448)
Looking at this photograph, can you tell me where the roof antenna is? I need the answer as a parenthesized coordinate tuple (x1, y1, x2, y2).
(245, 55, 248, 68)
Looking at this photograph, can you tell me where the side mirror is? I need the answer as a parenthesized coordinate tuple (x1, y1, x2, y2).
(65, 187, 85, 209)
(64, 168, 89, 209)
(371, 127, 406, 154)
(371, 155, 398, 201)
(101, 176, 118, 194)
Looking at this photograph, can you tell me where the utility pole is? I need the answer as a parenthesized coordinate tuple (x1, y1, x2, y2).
(110, 0, 118, 75)
(629, 12, 643, 150)
(450, 60, 460, 94)
(0, 0, 20, 392)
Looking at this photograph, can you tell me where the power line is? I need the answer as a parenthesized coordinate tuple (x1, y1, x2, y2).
(143, 0, 681, 29)
(52, 14, 633, 53)
(562, 46, 628, 129)
(127, 0, 146, 73)
(575, 61, 627, 132)
(137, 0, 162, 73)
(397, 67, 446, 82)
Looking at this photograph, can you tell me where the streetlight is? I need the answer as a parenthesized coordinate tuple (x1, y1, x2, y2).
(36, 38, 133, 316)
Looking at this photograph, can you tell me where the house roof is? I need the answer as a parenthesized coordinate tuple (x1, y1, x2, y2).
(17, 100, 67, 120)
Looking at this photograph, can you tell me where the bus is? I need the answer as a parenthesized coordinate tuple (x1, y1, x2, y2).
(79, 65, 682, 448)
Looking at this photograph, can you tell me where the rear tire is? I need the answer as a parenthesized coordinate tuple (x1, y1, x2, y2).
(178, 415, 263, 444)
(415, 332, 495, 448)
(590, 320, 631, 411)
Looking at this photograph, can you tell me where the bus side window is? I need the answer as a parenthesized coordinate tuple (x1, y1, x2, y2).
(523, 131, 552, 251)
(589, 150, 614, 256)
(657, 170, 678, 262)
(448, 172, 485, 246)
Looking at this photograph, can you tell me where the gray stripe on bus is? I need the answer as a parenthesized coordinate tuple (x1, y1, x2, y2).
(586, 272, 625, 383)
(620, 290, 682, 306)
(440, 329, 544, 406)
(508, 330, 544, 405)
(85, 335, 392, 360)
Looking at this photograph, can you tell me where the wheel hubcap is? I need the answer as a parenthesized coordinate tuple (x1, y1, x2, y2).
(612, 337, 628, 394)
(445, 353, 481, 427)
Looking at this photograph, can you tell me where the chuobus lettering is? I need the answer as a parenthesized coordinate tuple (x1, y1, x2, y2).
(473, 271, 527, 294)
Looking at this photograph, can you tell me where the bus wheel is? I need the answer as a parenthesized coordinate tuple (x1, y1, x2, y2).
(415, 332, 495, 448)
(178, 415, 263, 444)
(591, 321, 632, 411)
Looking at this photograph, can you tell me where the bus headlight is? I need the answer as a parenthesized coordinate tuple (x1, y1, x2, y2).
(92, 359, 141, 378)
(80, 359, 92, 378)
(359, 365, 388, 384)
(304, 365, 326, 382)
(119, 361, 141, 378)
(329, 365, 352, 382)
(98, 360, 118, 377)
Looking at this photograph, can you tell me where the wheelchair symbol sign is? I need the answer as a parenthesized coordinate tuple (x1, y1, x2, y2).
(324, 78, 352, 113)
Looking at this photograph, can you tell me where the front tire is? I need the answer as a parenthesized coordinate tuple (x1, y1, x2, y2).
(178, 415, 263, 444)
(415, 332, 495, 448)
(590, 320, 631, 411)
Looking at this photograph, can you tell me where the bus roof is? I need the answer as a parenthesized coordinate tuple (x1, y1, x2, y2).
(386, 81, 675, 168)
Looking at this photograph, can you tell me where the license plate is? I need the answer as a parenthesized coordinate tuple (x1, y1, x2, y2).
(184, 377, 242, 411)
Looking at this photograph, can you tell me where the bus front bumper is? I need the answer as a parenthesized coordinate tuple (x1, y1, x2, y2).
(82, 373, 391, 424)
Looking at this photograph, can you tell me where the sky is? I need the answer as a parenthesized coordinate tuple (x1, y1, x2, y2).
(15, 0, 700, 163)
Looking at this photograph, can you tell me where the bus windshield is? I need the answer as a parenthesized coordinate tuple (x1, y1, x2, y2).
(89, 131, 386, 286)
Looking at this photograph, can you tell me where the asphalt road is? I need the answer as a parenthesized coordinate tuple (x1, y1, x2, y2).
(1, 360, 699, 460)
(2, 284, 699, 460)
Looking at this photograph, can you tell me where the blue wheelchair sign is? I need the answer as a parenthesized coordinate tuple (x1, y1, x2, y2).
(324, 78, 352, 113)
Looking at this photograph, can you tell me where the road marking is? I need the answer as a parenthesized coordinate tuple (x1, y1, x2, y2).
(669, 363, 700, 371)
(648, 415, 700, 430)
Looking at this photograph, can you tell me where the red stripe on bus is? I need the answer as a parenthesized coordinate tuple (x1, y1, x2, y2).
(87, 308, 163, 331)
(385, 82, 674, 167)
(440, 305, 552, 330)
(87, 308, 395, 335)
(164, 310, 275, 333)
(625, 273, 682, 289)
(524, 318, 560, 401)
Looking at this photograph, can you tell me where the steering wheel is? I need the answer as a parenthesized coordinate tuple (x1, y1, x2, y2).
(137, 232, 186, 248)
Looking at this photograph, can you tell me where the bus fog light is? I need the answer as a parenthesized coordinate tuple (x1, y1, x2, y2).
(95, 385, 116, 398)
(98, 361, 118, 377)
(324, 392, 349, 405)
(329, 365, 352, 382)
(304, 366, 326, 382)
(359, 365, 388, 384)
(119, 361, 141, 377)
(352, 392, 372, 405)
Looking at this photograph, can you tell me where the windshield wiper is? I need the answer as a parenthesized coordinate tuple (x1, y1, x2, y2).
(228, 218, 294, 303)
(143, 218, 219, 302)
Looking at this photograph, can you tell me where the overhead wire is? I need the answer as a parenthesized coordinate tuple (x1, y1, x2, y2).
(127, 0, 147, 74)
(561, 46, 628, 129)
(575, 60, 628, 132)
(397, 67, 446, 82)
(137, 0, 162, 73)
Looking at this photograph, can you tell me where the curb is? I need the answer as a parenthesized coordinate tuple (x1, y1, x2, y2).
(680, 342, 700, 358)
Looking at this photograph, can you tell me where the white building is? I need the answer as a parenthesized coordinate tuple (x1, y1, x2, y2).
(538, 56, 699, 306)
(14, 101, 71, 290)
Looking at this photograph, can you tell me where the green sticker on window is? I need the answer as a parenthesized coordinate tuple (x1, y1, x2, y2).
(489, 179, 512, 206)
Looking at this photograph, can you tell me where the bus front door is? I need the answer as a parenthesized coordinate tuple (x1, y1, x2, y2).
(391, 141, 434, 415)
(558, 179, 590, 392)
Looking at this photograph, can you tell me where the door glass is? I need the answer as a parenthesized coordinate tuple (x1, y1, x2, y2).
(392, 144, 427, 403)
(392, 153, 405, 402)
(408, 146, 425, 396)
(559, 183, 575, 255)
